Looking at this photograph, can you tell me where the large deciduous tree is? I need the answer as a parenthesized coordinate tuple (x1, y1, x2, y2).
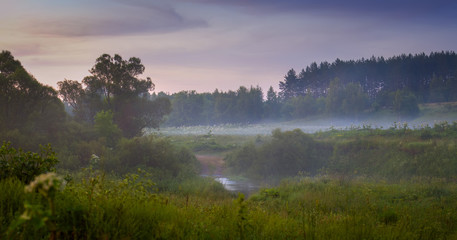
(0, 50, 66, 142)
(82, 54, 154, 105)
(58, 54, 171, 137)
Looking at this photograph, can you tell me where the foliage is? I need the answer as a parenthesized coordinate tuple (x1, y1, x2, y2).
(280, 51, 457, 104)
(1, 168, 234, 239)
(0, 177, 25, 237)
(93, 110, 121, 147)
(160, 51, 457, 125)
(393, 90, 420, 117)
(3, 174, 457, 239)
(248, 177, 457, 239)
(164, 86, 264, 126)
(57, 80, 86, 120)
(325, 79, 369, 116)
(8, 173, 62, 239)
(279, 68, 301, 99)
(58, 53, 171, 137)
(83, 54, 154, 102)
(226, 123, 457, 180)
(3, 121, 457, 239)
(106, 136, 199, 181)
(281, 95, 321, 119)
(226, 129, 331, 178)
(0, 50, 66, 144)
(264, 86, 281, 119)
(0, 142, 58, 183)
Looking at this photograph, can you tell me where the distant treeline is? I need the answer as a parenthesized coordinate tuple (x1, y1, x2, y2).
(160, 51, 457, 126)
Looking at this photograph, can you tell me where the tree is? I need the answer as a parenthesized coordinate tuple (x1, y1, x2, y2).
(213, 90, 237, 123)
(279, 51, 457, 108)
(57, 79, 93, 121)
(57, 79, 84, 110)
(279, 69, 300, 100)
(325, 78, 369, 116)
(264, 86, 281, 119)
(340, 82, 368, 116)
(82, 54, 154, 108)
(58, 54, 170, 137)
(235, 86, 263, 123)
(284, 95, 318, 119)
(167, 91, 205, 126)
(0, 50, 66, 141)
(94, 110, 121, 147)
(325, 78, 344, 115)
(393, 90, 420, 117)
(429, 74, 450, 102)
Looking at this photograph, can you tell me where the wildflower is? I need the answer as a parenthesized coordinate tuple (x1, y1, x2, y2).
(91, 154, 99, 161)
(25, 172, 61, 197)
(19, 211, 31, 220)
(90, 154, 100, 167)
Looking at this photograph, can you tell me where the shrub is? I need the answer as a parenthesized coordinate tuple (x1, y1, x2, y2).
(226, 129, 330, 178)
(0, 142, 58, 183)
(109, 136, 199, 178)
(94, 110, 121, 147)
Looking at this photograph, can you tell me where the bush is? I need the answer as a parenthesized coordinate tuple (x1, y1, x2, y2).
(226, 129, 330, 178)
(0, 142, 58, 183)
(108, 136, 199, 179)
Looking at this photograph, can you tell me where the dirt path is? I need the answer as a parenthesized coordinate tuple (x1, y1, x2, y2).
(196, 154, 225, 176)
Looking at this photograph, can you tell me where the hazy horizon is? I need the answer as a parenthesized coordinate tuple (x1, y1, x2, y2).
(2, 0, 457, 94)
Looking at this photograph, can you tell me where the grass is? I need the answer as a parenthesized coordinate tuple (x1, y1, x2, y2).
(166, 134, 265, 154)
(3, 173, 457, 239)
(4, 119, 457, 239)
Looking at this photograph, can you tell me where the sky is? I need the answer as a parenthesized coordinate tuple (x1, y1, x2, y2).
(2, 0, 457, 94)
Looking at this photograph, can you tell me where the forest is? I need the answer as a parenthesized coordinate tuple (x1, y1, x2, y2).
(160, 51, 456, 126)
(2, 50, 457, 239)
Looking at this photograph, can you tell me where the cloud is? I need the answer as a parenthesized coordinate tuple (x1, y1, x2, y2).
(182, 0, 457, 23)
(21, 1, 207, 37)
(189, 0, 455, 12)
(3, 43, 43, 57)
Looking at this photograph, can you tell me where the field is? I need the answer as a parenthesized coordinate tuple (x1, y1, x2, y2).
(3, 103, 457, 239)
(2, 173, 457, 239)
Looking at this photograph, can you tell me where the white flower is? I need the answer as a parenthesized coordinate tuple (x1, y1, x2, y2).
(25, 172, 61, 195)
(19, 211, 31, 220)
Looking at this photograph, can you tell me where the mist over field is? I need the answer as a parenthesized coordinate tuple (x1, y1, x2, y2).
(151, 117, 457, 136)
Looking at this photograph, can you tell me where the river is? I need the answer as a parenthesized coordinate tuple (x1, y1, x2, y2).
(196, 154, 260, 196)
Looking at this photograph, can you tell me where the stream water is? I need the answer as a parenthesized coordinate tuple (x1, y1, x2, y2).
(197, 154, 261, 196)
(200, 174, 260, 197)
(214, 177, 260, 197)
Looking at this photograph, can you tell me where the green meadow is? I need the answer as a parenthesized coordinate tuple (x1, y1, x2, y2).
(3, 121, 457, 239)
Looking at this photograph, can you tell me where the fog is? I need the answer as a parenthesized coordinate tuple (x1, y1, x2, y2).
(148, 117, 457, 136)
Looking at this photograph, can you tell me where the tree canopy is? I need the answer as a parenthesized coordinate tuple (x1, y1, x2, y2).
(58, 53, 170, 137)
(0, 50, 66, 142)
(279, 51, 457, 103)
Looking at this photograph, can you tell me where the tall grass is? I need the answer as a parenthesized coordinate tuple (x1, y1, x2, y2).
(4, 122, 457, 239)
(226, 122, 457, 180)
(3, 173, 457, 239)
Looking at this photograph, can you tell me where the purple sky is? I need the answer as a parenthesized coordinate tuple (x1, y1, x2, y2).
(2, 0, 457, 94)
